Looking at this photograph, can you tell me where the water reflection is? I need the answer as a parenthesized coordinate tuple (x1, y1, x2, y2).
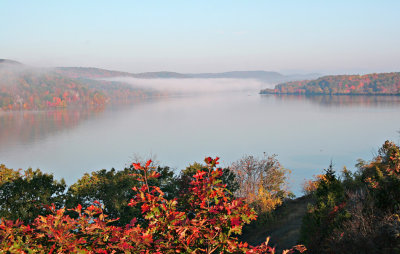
(1, 93, 400, 195)
(264, 94, 400, 107)
(0, 109, 104, 148)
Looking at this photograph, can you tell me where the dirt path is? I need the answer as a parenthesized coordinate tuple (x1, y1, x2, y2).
(241, 195, 312, 252)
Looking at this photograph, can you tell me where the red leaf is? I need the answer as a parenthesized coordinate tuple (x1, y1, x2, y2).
(193, 171, 207, 180)
(230, 217, 241, 227)
(132, 163, 141, 169)
(145, 160, 152, 168)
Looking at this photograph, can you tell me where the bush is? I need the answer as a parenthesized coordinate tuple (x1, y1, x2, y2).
(302, 174, 326, 195)
(300, 141, 400, 253)
(0, 157, 305, 253)
(173, 162, 239, 211)
(230, 154, 292, 214)
(65, 164, 175, 226)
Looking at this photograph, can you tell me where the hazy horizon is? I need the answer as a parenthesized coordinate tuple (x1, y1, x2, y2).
(1, 59, 399, 77)
(1, 1, 400, 75)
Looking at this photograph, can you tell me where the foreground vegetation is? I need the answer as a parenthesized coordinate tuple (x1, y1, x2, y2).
(1, 140, 400, 253)
(299, 140, 400, 253)
(0, 156, 301, 253)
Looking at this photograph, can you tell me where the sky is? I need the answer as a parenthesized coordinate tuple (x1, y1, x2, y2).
(1, 0, 400, 74)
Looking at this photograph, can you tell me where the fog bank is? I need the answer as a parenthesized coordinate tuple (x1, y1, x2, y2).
(105, 77, 275, 94)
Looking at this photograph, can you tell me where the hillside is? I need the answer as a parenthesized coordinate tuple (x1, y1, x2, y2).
(54, 67, 136, 79)
(241, 196, 312, 252)
(0, 64, 158, 110)
(57, 67, 320, 83)
(260, 72, 400, 95)
(0, 59, 22, 66)
(134, 71, 190, 79)
(56, 67, 190, 79)
(0, 59, 323, 110)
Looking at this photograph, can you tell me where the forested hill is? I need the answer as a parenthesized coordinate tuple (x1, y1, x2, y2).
(56, 68, 291, 82)
(0, 59, 323, 110)
(55, 67, 136, 79)
(56, 67, 320, 83)
(0, 59, 22, 66)
(260, 72, 400, 95)
(55, 67, 190, 79)
(0, 64, 158, 110)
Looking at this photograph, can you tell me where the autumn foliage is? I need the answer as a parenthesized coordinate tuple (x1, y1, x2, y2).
(230, 155, 292, 214)
(300, 141, 400, 253)
(261, 72, 400, 95)
(302, 174, 327, 195)
(0, 67, 159, 111)
(0, 157, 305, 253)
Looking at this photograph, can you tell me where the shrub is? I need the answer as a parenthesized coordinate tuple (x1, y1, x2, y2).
(230, 155, 292, 213)
(302, 174, 327, 195)
(300, 141, 400, 253)
(173, 162, 239, 211)
(65, 164, 175, 226)
(0, 157, 305, 253)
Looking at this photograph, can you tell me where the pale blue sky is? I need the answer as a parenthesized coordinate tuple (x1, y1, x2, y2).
(1, 0, 400, 74)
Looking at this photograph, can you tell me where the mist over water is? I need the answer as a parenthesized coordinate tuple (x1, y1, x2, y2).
(106, 77, 274, 94)
(1, 93, 400, 195)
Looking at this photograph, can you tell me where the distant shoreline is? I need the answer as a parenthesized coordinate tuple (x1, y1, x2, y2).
(259, 91, 400, 96)
(260, 72, 400, 96)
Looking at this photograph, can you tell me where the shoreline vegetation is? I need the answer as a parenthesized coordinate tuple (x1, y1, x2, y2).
(260, 72, 400, 96)
(0, 68, 164, 111)
(2, 59, 400, 112)
(0, 59, 318, 111)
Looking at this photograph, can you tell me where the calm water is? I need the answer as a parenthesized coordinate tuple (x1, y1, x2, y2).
(1, 93, 400, 195)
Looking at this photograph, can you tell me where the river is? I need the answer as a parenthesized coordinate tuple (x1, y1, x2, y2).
(1, 92, 400, 195)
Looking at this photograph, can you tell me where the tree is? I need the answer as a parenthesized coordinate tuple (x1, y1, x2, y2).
(230, 154, 292, 213)
(326, 141, 400, 253)
(65, 164, 175, 226)
(0, 165, 66, 223)
(173, 162, 239, 212)
(299, 163, 347, 253)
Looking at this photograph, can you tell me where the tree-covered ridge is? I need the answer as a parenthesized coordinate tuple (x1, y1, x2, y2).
(0, 69, 106, 110)
(54, 67, 136, 79)
(0, 68, 158, 110)
(261, 72, 400, 95)
(56, 66, 321, 81)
